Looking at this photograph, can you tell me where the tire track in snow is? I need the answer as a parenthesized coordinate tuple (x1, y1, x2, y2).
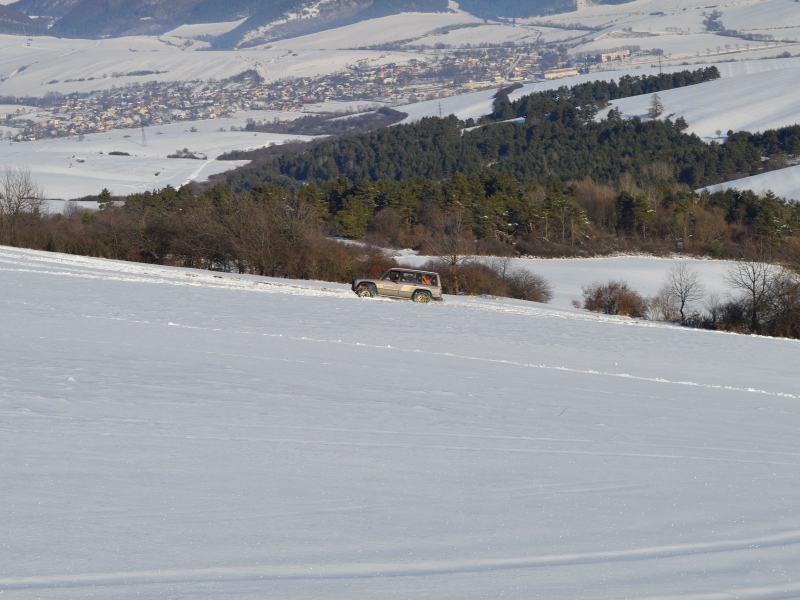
(5, 247, 799, 400)
(156, 322, 798, 401)
(65, 312, 800, 401)
(3, 530, 800, 590)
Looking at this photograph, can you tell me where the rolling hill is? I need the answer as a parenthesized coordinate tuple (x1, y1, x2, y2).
(2, 246, 800, 598)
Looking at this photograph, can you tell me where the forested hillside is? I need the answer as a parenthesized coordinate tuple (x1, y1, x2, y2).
(455, 0, 632, 20)
(212, 67, 800, 259)
(7, 0, 626, 40)
(0, 4, 45, 35)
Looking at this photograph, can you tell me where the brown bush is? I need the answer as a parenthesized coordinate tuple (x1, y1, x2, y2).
(421, 258, 509, 296)
(506, 269, 553, 303)
(583, 280, 647, 318)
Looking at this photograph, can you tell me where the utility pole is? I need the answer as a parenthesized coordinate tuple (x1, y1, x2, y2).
(141, 122, 147, 147)
(438, 102, 442, 119)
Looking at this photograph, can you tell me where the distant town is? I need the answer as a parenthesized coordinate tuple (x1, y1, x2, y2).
(0, 43, 659, 142)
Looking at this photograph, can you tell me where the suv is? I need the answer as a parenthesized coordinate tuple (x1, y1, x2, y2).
(351, 268, 443, 303)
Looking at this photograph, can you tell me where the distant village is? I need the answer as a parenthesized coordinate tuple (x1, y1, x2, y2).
(0, 44, 645, 142)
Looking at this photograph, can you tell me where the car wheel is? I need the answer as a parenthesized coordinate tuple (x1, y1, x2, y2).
(412, 290, 431, 304)
(356, 284, 376, 298)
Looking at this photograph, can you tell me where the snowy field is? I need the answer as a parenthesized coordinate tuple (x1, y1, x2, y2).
(399, 63, 709, 125)
(603, 56, 800, 141)
(0, 116, 317, 200)
(264, 11, 483, 50)
(2, 246, 800, 599)
(0, 34, 424, 97)
(543, 0, 800, 65)
(702, 164, 800, 202)
(403, 54, 800, 130)
(538, 0, 800, 37)
(400, 253, 733, 311)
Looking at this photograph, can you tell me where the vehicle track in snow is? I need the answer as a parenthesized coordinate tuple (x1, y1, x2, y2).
(3, 529, 800, 590)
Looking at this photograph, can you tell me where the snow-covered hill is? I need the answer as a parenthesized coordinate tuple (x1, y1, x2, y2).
(2, 246, 800, 599)
(1, 114, 315, 201)
(602, 57, 800, 141)
(702, 163, 800, 202)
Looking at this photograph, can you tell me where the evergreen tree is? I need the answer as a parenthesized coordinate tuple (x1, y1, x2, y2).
(648, 94, 664, 119)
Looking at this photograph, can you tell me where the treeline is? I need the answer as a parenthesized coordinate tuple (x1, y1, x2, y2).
(235, 108, 407, 139)
(582, 261, 800, 339)
(1, 183, 384, 284)
(225, 171, 800, 259)
(0, 181, 559, 302)
(488, 67, 721, 121)
(454, 0, 574, 19)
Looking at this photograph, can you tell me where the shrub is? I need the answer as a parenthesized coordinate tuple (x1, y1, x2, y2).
(506, 269, 553, 303)
(422, 258, 510, 297)
(583, 280, 647, 317)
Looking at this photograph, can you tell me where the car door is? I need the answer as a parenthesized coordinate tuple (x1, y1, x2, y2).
(376, 270, 403, 297)
(397, 271, 419, 299)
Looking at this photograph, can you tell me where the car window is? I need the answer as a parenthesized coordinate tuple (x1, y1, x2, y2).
(420, 274, 438, 286)
(382, 270, 400, 282)
(401, 272, 419, 283)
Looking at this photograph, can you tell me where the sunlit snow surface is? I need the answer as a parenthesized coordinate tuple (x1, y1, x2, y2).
(2, 246, 800, 599)
(0, 116, 315, 202)
(702, 165, 800, 202)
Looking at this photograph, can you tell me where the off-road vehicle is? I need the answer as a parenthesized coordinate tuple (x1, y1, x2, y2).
(351, 268, 443, 303)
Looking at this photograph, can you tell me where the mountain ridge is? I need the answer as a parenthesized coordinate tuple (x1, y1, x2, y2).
(4, 0, 634, 44)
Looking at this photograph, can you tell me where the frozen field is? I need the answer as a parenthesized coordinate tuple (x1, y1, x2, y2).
(2, 246, 800, 599)
(0, 116, 317, 200)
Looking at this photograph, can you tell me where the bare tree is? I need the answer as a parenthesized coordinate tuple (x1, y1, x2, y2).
(425, 207, 474, 295)
(662, 262, 705, 322)
(704, 292, 723, 328)
(724, 259, 778, 334)
(0, 166, 45, 244)
(648, 287, 680, 322)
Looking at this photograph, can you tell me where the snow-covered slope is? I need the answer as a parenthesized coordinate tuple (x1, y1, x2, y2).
(0, 115, 316, 201)
(400, 253, 733, 310)
(703, 163, 800, 202)
(403, 56, 800, 128)
(2, 246, 800, 599)
(603, 57, 800, 141)
(542, 0, 800, 57)
(0, 33, 417, 97)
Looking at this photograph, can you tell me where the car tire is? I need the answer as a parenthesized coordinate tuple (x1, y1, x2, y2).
(356, 284, 376, 298)
(412, 290, 431, 304)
